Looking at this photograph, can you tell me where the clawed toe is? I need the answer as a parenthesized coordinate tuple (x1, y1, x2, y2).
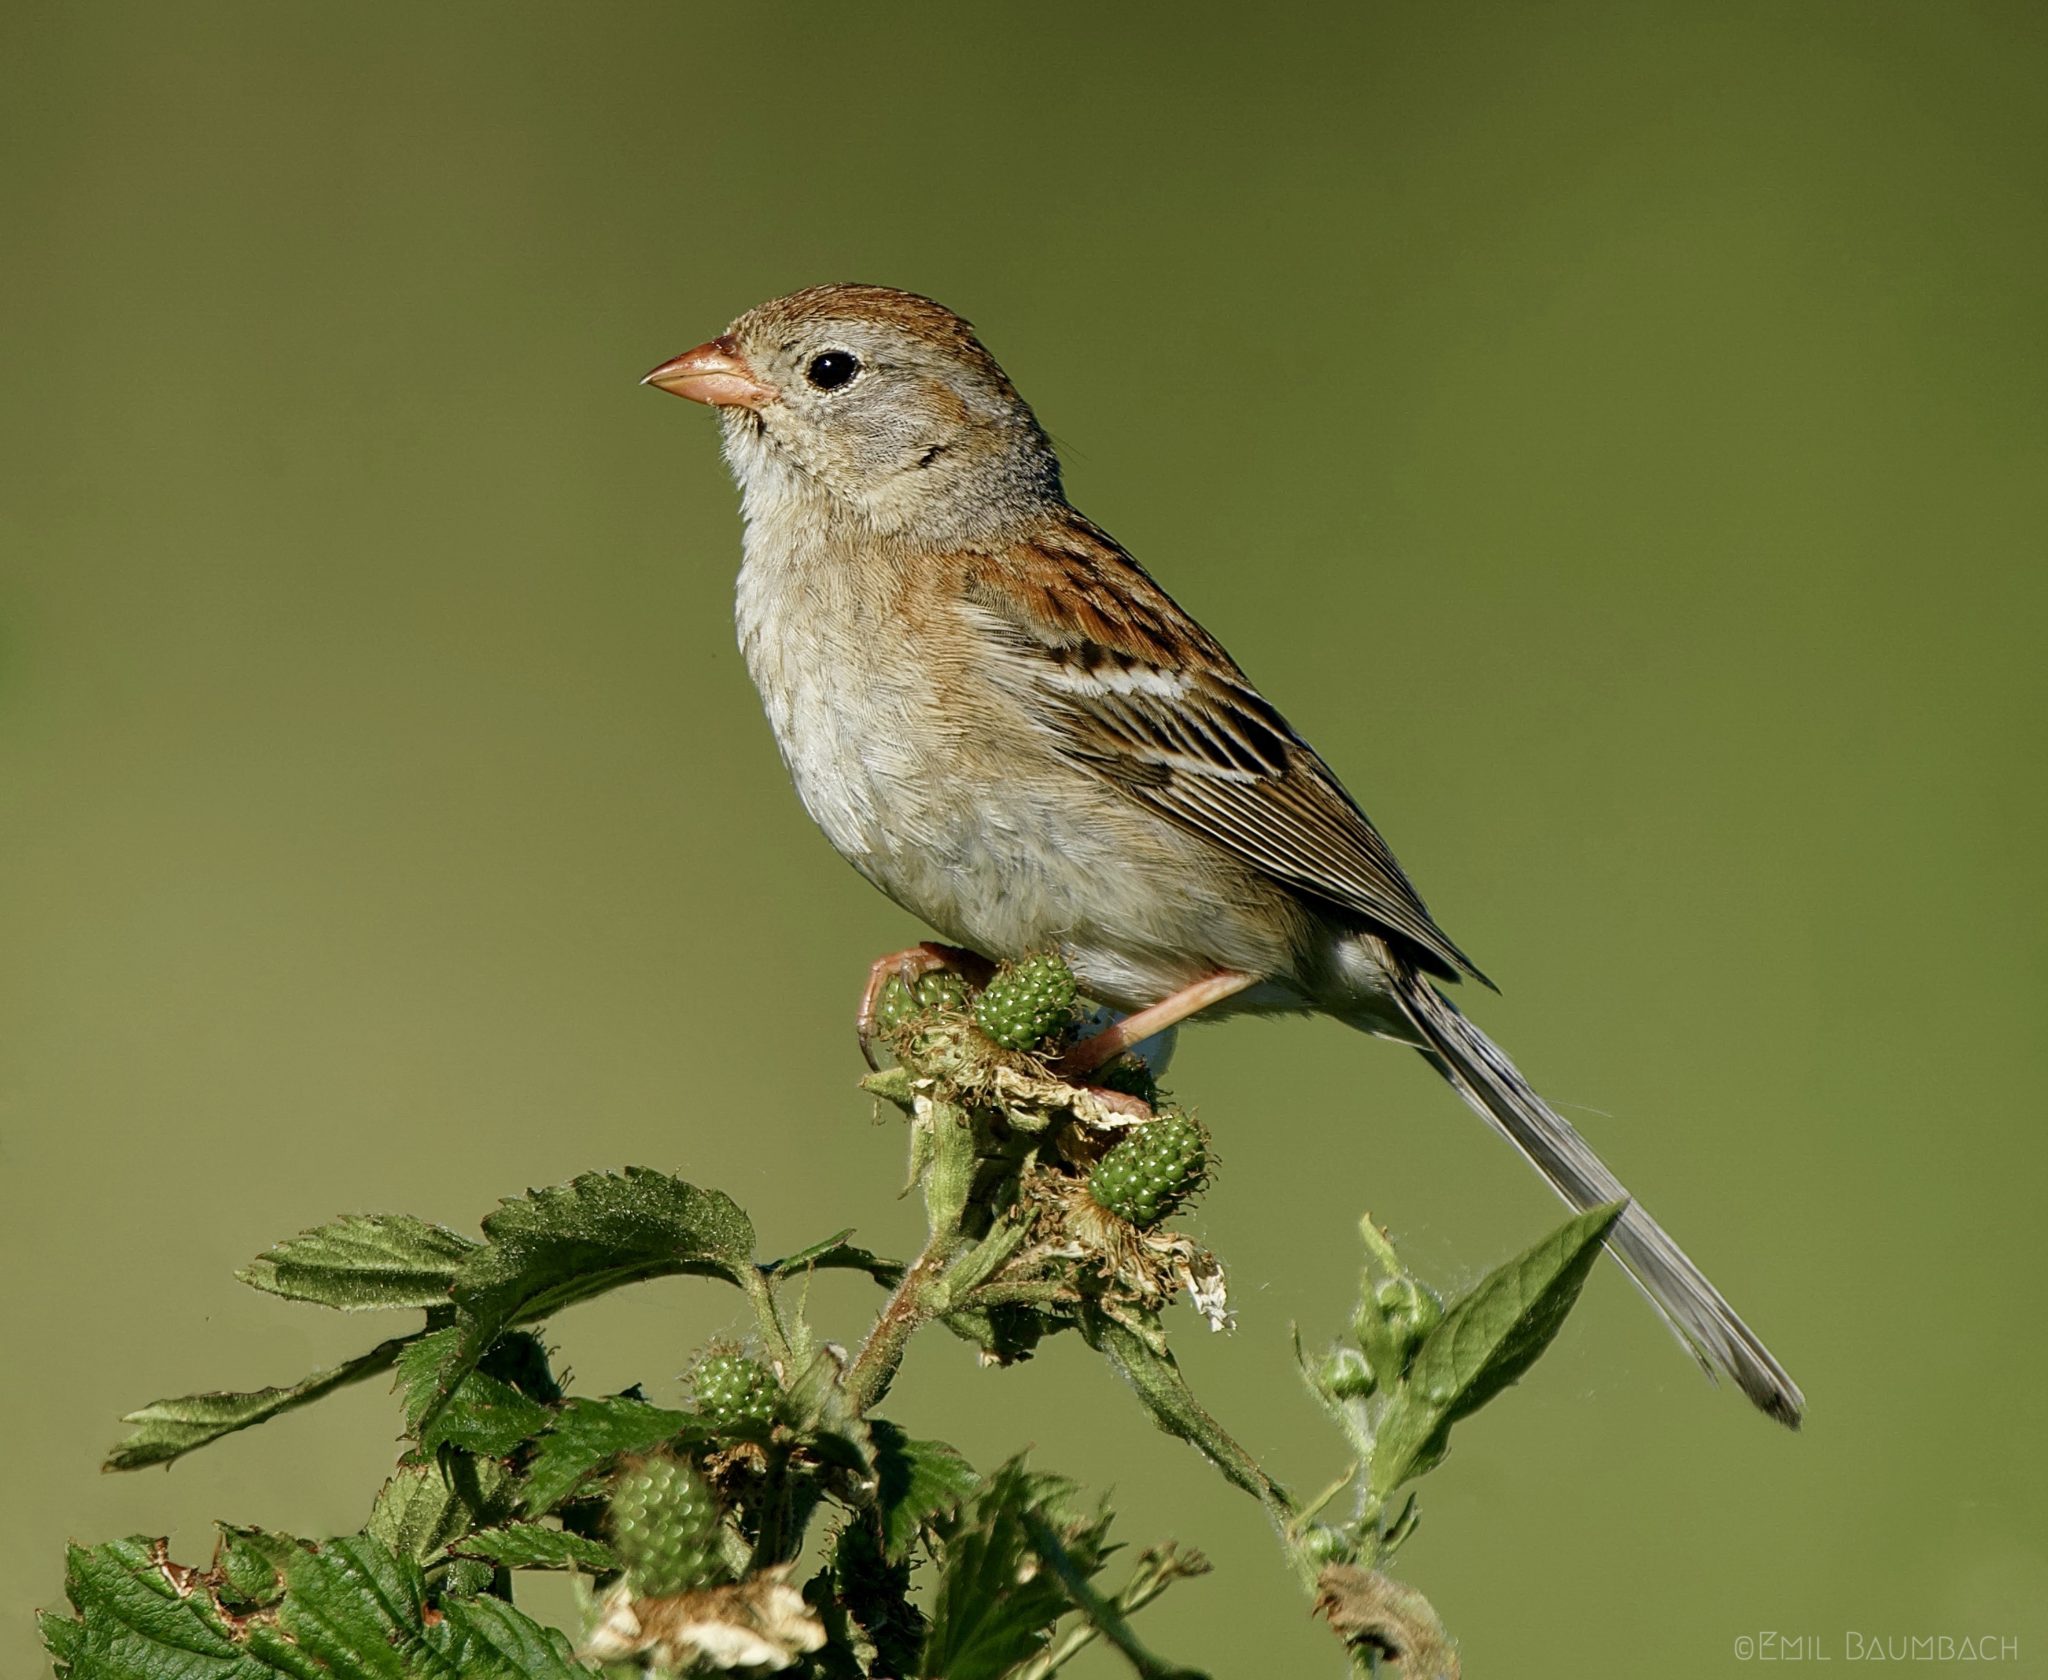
(855, 942, 992, 1068)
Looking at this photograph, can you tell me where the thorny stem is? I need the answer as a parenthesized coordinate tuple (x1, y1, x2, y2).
(838, 1058, 986, 1416)
(841, 1242, 958, 1415)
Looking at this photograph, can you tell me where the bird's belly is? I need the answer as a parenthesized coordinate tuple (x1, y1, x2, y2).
(767, 681, 1304, 1006)
(861, 782, 1295, 1007)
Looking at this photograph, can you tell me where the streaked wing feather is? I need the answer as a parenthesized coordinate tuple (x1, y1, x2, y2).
(962, 520, 1486, 985)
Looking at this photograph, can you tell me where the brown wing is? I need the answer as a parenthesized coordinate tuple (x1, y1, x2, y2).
(960, 514, 1489, 986)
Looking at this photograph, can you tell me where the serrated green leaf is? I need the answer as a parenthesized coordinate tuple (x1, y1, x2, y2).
(42, 1536, 276, 1680)
(394, 1329, 464, 1434)
(452, 1524, 616, 1574)
(917, 1459, 1111, 1680)
(424, 1594, 593, 1678)
(40, 1533, 594, 1679)
(870, 1422, 980, 1562)
(392, 1330, 553, 1456)
(268, 1536, 431, 1678)
(429, 1374, 552, 1457)
(518, 1396, 699, 1515)
(104, 1336, 415, 1472)
(238, 1215, 476, 1311)
(277, 1535, 591, 1678)
(1370, 1201, 1626, 1496)
(216, 1528, 290, 1611)
(462, 1169, 755, 1320)
(365, 1457, 516, 1565)
(435, 1557, 496, 1601)
(1422, 1200, 1624, 1419)
(413, 1171, 751, 1440)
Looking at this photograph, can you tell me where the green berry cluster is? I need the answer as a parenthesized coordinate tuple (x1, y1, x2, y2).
(606, 1452, 725, 1597)
(972, 953, 1077, 1051)
(873, 970, 972, 1034)
(691, 1349, 777, 1430)
(1087, 1111, 1206, 1227)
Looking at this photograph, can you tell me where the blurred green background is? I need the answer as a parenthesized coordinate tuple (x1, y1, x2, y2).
(6, 3, 2044, 1674)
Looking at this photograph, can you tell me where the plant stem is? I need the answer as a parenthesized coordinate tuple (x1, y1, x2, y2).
(1012, 1545, 1209, 1680)
(1018, 1510, 1207, 1680)
(1082, 1307, 1294, 1539)
(739, 1262, 798, 1373)
(841, 1244, 954, 1414)
(961, 1278, 1074, 1310)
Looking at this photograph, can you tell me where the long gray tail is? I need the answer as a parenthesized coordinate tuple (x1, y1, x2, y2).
(1389, 964, 1804, 1428)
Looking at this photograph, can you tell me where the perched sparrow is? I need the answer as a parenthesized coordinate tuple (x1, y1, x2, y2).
(645, 284, 1803, 1427)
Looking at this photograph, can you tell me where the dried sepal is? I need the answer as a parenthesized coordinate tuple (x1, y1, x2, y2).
(582, 1565, 827, 1671)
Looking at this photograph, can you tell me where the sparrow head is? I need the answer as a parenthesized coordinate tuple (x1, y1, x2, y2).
(644, 284, 1063, 541)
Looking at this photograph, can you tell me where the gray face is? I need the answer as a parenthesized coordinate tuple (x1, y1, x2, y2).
(720, 297, 1063, 542)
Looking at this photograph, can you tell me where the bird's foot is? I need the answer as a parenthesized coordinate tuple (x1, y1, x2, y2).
(856, 942, 993, 1069)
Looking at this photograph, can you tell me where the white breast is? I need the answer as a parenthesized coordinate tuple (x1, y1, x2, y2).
(737, 562, 878, 856)
(731, 500, 1070, 962)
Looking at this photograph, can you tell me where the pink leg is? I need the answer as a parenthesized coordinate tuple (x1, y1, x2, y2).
(856, 942, 993, 1069)
(1056, 972, 1258, 1077)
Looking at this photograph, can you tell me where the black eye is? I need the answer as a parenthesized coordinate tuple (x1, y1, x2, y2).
(805, 350, 861, 391)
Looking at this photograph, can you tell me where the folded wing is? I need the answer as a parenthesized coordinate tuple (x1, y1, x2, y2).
(960, 516, 1488, 986)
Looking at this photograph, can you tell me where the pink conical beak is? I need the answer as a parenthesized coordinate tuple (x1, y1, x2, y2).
(641, 336, 776, 408)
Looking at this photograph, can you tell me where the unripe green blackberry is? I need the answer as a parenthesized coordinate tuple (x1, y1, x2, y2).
(1087, 1111, 1206, 1227)
(874, 971, 972, 1033)
(917, 972, 971, 1012)
(606, 1453, 724, 1596)
(691, 1349, 777, 1430)
(973, 953, 1077, 1050)
(874, 976, 915, 1034)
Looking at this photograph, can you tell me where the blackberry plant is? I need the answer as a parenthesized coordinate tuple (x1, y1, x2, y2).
(44, 952, 1632, 1679)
